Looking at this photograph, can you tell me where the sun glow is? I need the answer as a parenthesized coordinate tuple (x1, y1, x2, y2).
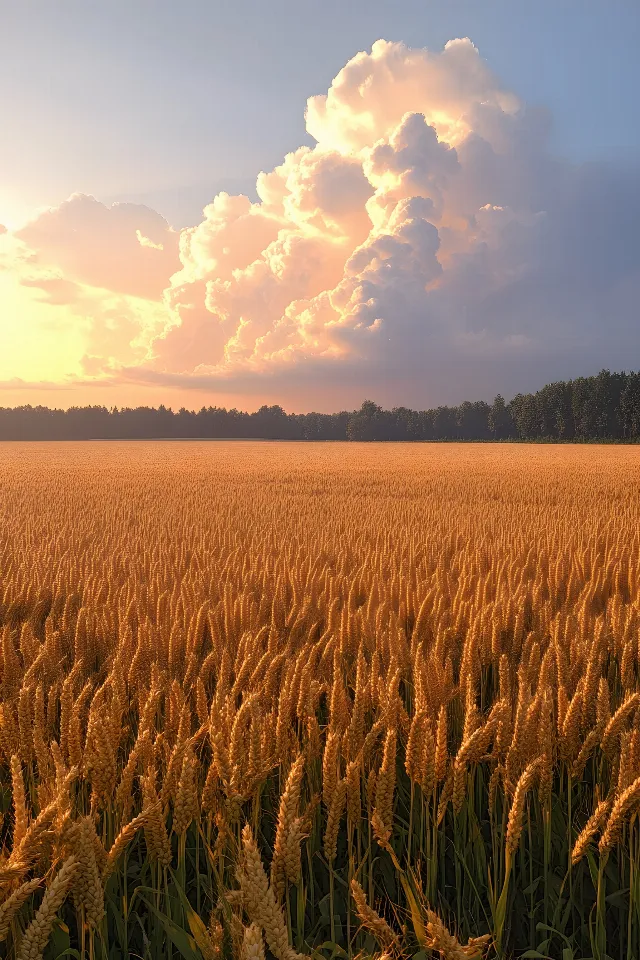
(0, 271, 86, 383)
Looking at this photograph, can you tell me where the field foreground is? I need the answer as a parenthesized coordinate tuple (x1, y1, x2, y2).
(2, 441, 640, 960)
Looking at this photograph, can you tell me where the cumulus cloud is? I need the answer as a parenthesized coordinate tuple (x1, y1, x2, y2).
(4, 37, 640, 407)
(17, 194, 180, 300)
(137, 36, 640, 405)
(0, 216, 171, 387)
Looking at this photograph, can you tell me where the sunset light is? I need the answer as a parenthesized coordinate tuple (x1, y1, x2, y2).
(2, 7, 640, 959)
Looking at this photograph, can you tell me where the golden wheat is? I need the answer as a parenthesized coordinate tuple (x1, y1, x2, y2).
(2, 441, 640, 957)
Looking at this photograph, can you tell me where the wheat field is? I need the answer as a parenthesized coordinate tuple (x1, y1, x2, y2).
(1, 441, 640, 960)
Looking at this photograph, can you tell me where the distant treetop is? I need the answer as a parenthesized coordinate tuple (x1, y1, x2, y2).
(1, 370, 639, 442)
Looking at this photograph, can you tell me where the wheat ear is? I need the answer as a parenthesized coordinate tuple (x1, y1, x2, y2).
(18, 856, 79, 960)
(350, 878, 396, 947)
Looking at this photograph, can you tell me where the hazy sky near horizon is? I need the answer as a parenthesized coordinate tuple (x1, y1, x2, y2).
(1, 1, 639, 411)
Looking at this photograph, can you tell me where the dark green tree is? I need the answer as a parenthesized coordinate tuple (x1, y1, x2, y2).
(488, 395, 514, 440)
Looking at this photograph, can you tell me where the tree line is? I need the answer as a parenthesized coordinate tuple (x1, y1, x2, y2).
(2, 369, 640, 441)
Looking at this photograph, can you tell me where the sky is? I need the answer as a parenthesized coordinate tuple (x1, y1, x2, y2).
(1, 0, 639, 412)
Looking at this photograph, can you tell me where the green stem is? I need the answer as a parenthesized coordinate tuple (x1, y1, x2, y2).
(329, 864, 336, 944)
(543, 804, 551, 930)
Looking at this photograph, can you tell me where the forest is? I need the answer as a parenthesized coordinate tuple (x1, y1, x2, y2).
(2, 369, 640, 442)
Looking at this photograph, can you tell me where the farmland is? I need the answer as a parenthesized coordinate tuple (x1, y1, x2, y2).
(1, 441, 640, 959)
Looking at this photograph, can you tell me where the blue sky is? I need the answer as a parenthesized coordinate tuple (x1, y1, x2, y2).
(2, 0, 639, 228)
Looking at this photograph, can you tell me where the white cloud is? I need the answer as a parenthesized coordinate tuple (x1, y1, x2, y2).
(16, 193, 180, 300)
